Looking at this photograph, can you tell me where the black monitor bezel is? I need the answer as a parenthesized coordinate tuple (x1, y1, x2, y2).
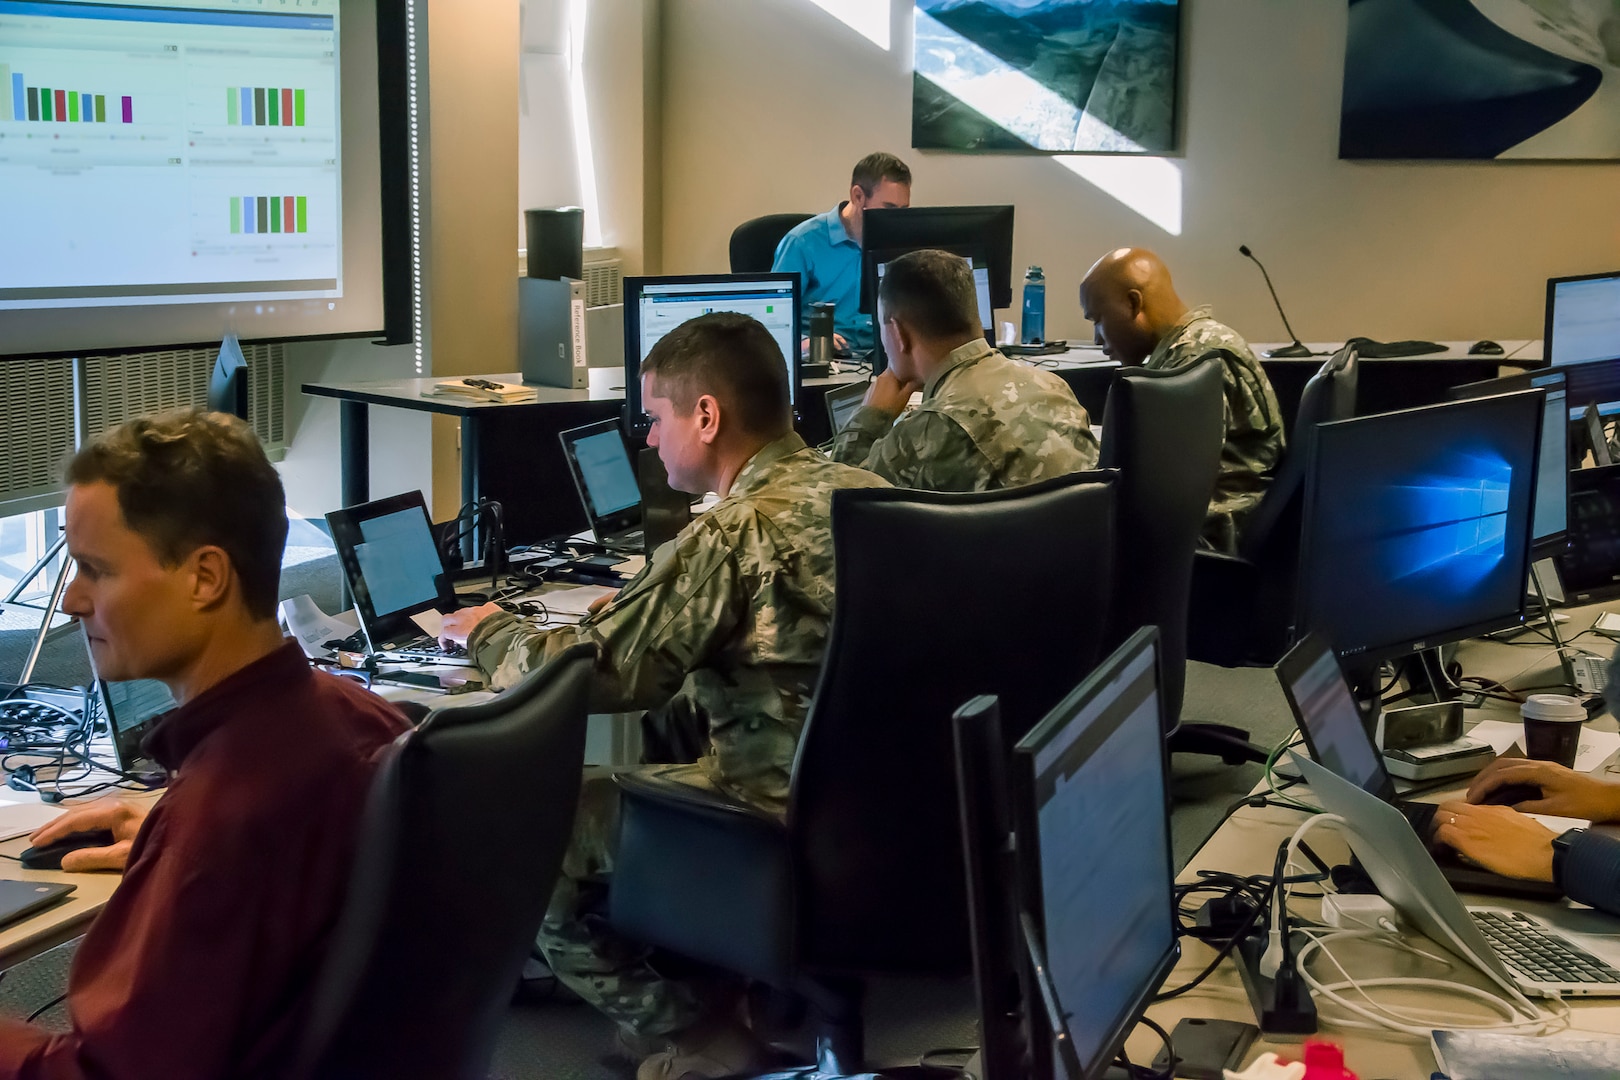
(324, 490, 455, 649)
(1010, 626, 1180, 1080)
(858, 205, 1015, 316)
(1448, 370, 1568, 554)
(1295, 392, 1543, 665)
(1544, 270, 1620, 368)
(620, 273, 802, 439)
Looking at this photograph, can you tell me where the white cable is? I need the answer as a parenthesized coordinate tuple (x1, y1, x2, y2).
(1260, 814, 1345, 977)
(1296, 928, 1569, 1037)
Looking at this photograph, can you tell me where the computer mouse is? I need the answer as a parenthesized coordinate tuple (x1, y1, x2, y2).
(19, 829, 116, 871)
(1478, 782, 1542, 806)
(1468, 339, 1505, 356)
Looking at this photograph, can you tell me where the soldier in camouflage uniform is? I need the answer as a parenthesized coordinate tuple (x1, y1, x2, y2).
(831, 248, 1098, 492)
(441, 312, 888, 1080)
(1080, 247, 1286, 553)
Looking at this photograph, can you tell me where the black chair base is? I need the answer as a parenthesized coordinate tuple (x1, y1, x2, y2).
(1170, 722, 1269, 766)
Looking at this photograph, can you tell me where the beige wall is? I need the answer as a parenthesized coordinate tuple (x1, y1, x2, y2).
(425, 0, 520, 521)
(660, 0, 1620, 345)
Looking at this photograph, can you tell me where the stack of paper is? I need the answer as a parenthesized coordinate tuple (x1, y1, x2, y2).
(421, 378, 536, 403)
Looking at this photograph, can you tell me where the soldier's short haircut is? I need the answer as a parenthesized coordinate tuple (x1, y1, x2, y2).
(640, 312, 794, 439)
(851, 152, 911, 195)
(877, 248, 981, 341)
(66, 407, 289, 620)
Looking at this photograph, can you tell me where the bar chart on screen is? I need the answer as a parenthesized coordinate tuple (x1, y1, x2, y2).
(0, 0, 342, 307)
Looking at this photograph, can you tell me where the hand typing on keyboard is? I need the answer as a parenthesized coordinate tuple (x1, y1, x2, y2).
(438, 602, 503, 649)
(1433, 802, 1558, 883)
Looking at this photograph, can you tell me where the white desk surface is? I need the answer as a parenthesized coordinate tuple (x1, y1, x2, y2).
(1129, 604, 1620, 1075)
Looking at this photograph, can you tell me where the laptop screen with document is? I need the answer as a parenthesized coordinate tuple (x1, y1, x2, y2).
(325, 491, 457, 650)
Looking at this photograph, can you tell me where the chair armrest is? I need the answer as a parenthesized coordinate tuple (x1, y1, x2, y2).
(609, 770, 796, 985)
(1188, 550, 1259, 667)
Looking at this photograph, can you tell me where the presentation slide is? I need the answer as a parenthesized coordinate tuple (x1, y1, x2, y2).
(0, 0, 340, 308)
(0, 0, 389, 358)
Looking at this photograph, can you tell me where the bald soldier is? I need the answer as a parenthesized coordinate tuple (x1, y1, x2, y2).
(832, 248, 1099, 491)
(1079, 247, 1285, 553)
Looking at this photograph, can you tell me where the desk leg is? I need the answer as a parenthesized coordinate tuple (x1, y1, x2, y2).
(461, 415, 479, 562)
(340, 400, 370, 507)
(338, 401, 369, 610)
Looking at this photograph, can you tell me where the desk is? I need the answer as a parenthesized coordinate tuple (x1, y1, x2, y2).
(1126, 606, 1620, 1075)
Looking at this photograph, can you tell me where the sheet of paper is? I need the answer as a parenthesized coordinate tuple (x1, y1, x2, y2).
(408, 608, 444, 638)
(1465, 719, 1620, 773)
(541, 585, 617, 616)
(0, 801, 64, 842)
(278, 595, 360, 658)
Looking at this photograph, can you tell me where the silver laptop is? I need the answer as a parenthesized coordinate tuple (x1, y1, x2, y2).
(1292, 752, 1620, 999)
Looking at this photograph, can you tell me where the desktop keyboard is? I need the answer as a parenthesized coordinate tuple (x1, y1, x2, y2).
(1572, 653, 1609, 696)
(1471, 910, 1620, 985)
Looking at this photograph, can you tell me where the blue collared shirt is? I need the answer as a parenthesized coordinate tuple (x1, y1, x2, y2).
(771, 203, 872, 352)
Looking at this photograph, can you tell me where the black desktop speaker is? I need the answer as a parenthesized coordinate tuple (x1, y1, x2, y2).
(525, 206, 584, 280)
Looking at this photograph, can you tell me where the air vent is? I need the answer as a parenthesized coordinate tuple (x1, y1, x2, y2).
(583, 257, 622, 307)
(81, 343, 287, 453)
(0, 359, 75, 516)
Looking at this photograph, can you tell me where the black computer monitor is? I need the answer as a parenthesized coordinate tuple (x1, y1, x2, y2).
(858, 204, 1015, 315)
(1450, 369, 1567, 553)
(208, 335, 249, 419)
(620, 273, 801, 438)
(1009, 627, 1179, 1080)
(1296, 392, 1543, 665)
(1545, 270, 1620, 368)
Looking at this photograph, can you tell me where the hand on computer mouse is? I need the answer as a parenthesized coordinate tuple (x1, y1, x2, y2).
(439, 602, 503, 648)
(1433, 801, 1557, 882)
(1466, 758, 1620, 822)
(28, 798, 150, 873)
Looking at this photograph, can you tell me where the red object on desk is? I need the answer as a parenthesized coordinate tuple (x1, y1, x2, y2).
(1302, 1040, 1358, 1080)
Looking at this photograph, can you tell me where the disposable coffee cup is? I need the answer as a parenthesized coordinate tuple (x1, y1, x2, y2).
(1521, 694, 1586, 768)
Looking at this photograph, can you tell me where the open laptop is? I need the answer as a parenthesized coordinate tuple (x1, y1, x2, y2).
(325, 492, 474, 666)
(823, 380, 869, 437)
(558, 419, 690, 555)
(1276, 634, 1562, 902)
(83, 623, 175, 780)
(1293, 752, 1620, 999)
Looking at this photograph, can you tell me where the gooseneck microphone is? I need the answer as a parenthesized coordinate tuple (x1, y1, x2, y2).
(1239, 244, 1315, 358)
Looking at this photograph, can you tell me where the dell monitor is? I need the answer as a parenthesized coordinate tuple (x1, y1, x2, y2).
(1009, 627, 1179, 1080)
(1296, 391, 1543, 667)
(1450, 369, 1567, 554)
(1545, 271, 1620, 368)
(859, 205, 1015, 316)
(620, 274, 801, 438)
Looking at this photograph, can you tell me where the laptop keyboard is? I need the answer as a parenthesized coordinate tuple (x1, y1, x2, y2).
(1472, 910, 1620, 984)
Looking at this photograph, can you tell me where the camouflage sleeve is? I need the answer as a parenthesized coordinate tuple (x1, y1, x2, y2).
(468, 524, 743, 711)
(851, 408, 993, 492)
(829, 404, 892, 466)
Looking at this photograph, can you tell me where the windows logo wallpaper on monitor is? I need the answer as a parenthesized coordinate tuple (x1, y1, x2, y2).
(1375, 450, 1511, 588)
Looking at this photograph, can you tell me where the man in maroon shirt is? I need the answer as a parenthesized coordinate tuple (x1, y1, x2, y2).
(1, 408, 408, 1079)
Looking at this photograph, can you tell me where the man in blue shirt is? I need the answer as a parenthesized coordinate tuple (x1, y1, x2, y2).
(772, 151, 912, 355)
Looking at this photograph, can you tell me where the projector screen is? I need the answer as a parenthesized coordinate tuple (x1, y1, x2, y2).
(0, 0, 401, 359)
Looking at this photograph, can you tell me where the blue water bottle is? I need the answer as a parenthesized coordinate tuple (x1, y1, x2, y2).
(1020, 266, 1046, 344)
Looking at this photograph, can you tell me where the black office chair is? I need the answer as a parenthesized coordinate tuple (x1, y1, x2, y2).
(730, 213, 814, 274)
(1179, 345, 1359, 762)
(1099, 359, 1225, 733)
(295, 644, 595, 1080)
(608, 474, 1119, 1077)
